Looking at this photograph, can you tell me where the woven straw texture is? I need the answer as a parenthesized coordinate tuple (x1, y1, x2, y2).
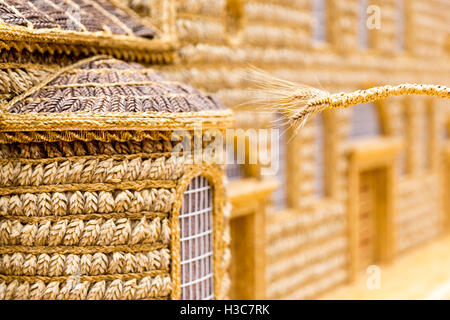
(0, 55, 232, 132)
(0, 0, 155, 36)
(0, 136, 178, 300)
(0, 134, 228, 299)
(0, 37, 230, 299)
(8, 56, 225, 114)
(130, 0, 450, 301)
(0, 57, 229, 299)
(0, 0, 175, 62)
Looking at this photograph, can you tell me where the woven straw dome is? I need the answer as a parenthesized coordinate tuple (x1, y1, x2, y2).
(0, 56, 231, 132)
(8, 57, 224, 114)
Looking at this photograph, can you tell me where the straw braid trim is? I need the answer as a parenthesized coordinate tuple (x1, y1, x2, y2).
(21, 94, 210, 102)
(0, 211, 168, 223)
(295, 84, 450, 125)
(0, 40, 175, 64)
(0, 275, 171, 300)
(0, 248, 170, 275)
(0, 243, 166, 255)
(0, 188, 175, 216)
(64, 68, 174, 75)
(0, 156, 186, 187)
(0, 63, 58, 70)
(0, 130, 172, 143)
(0, 217, 171, 246)
(328, 84, 450, 109)
(0, 111, 233, 132)
(0, 179, 176, 196)
(0, 152, 177, 163)
(170, 164, 225, 300)
(0, 270, 167, 283)
(41, 81, 185, 89)
(0, 129, 219, 144)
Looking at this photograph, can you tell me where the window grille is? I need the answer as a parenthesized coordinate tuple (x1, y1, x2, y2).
(315, 114, 326, 197)
(313, 0, 327, 42)
(272, 113, 288, 209)
(349, 103, 381, 139)
(180, 176, 214, 300)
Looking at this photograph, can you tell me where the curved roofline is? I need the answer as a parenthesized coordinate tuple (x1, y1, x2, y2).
(0, 56, 233, 132)
(0, 23, 177, 63)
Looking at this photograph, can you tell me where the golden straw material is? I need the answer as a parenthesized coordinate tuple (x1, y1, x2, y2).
(0, 0, 176, 63)
(0, 53, 231, 299)
(0, 131, 228, 299)
(249, 69, 450, 128)
(0, 55, 232, 132)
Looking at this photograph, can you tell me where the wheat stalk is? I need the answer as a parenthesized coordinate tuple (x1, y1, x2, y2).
(248, 68, 450, 128)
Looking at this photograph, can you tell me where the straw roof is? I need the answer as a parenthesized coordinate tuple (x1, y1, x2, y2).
(0, 56, 232, 132)
(0, 0, 175, 62)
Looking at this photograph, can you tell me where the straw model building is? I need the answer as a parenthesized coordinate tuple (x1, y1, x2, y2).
(0, 0, 449, 301)
(118, 0, 450, 299)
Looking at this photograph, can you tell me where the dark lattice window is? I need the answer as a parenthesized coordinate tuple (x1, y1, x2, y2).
(180, 176, 214, 300)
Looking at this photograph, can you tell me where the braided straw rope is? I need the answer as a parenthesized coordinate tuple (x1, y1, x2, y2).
(297, 84, 450, 125)
(249, 69, 450, 128)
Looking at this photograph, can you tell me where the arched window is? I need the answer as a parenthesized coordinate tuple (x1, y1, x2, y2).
(359, 0, 370, 49)
(313, 0, 327, 43)
(349, 103, 382, 139)
(396, 0, 406, 51)
(180, 176, 214, 300)
(315, 114, 326, 197)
